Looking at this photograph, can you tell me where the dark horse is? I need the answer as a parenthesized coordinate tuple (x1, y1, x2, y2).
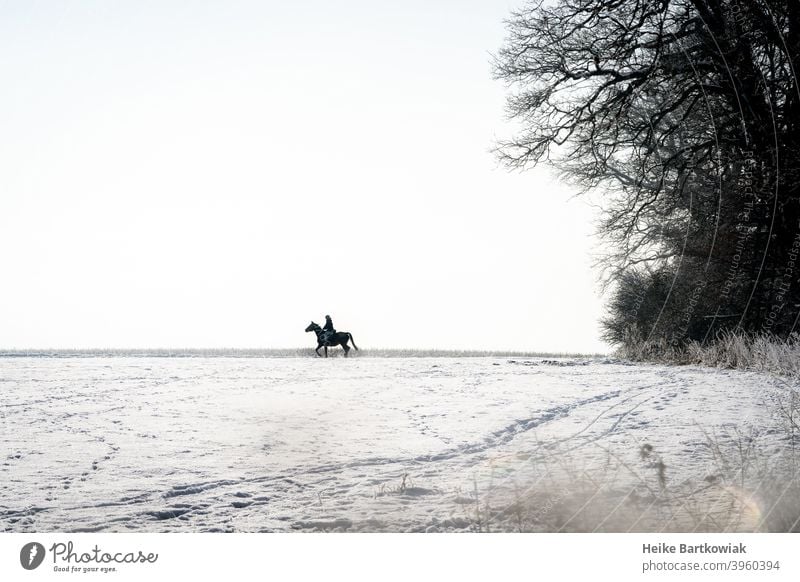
(305, 322, 359, 357)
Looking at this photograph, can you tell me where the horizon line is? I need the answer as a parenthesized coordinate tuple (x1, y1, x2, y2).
(0, 347, 608, 358)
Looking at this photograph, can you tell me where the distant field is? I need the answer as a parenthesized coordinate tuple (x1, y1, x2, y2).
(0, 348, 605, 358)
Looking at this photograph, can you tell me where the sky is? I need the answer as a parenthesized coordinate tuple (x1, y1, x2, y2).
(0, 0, 608, 353)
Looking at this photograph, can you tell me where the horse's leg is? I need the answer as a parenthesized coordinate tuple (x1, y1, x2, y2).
(324, 345, 328, 358)
(315, 344, 322, 357)
(343, 343, 350, 357)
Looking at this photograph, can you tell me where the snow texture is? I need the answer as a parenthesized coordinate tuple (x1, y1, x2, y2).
(0, 357, 789, 532)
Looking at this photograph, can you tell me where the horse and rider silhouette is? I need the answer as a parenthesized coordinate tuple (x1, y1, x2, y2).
(305, 315, 358, 357)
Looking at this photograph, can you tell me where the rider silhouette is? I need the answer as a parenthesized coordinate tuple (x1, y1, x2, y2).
(322, 315, 336, 344)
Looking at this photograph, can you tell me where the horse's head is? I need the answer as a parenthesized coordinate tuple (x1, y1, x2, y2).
(305, 322, 321, 333)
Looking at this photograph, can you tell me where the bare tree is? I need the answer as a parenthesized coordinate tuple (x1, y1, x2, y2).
(495, 0, 800, 343)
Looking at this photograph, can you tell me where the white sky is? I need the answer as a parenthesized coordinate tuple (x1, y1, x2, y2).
(0, 1, 608, 353)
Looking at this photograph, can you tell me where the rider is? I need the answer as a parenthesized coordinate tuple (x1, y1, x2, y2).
(322, 315, 336, 344)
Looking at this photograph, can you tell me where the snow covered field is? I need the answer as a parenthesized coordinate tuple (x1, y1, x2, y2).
(0, 356, 795, 532)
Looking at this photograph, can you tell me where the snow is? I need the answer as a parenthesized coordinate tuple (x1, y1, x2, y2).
(0, 356, 791, 532)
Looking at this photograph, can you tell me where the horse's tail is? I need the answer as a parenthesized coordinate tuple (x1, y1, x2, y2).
(348, 333, 359, 350)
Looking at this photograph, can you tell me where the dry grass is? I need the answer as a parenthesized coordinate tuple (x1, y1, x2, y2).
(618, 330, 800, 378)
(456, 385, 800, 533)
(462, 435, 800, 532)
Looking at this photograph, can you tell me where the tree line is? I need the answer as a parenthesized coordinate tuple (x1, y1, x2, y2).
(494, 0, 800, 347)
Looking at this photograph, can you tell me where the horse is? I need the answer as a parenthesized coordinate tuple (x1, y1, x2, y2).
(304, 322, 359, 357)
